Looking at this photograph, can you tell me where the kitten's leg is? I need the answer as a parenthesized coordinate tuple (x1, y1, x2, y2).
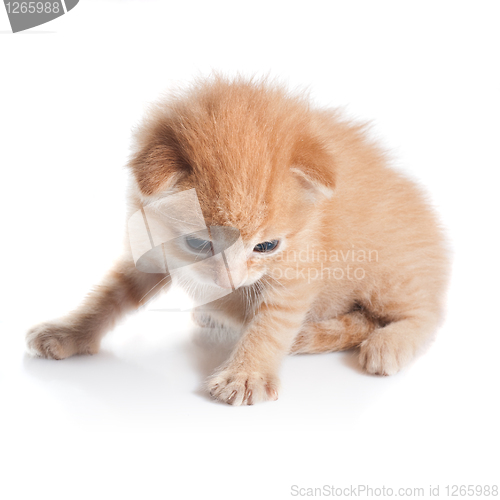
(291, 304, 441, 376)
(359, 310, 440, 376)
(289, 310, 376, 354)
(206, 284, 314, 405)
(191, 310, 221, 329)
(191, 311, 211, 328)
(26, 259, 169, 360)
(355, 277, 445, 375)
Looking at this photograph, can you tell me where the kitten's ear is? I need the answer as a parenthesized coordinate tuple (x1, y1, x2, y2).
(128, 122, 189, 197)
(291, 137, 335, 201)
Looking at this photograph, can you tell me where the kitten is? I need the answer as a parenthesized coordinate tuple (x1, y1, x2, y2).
(27, 77, 449, 405)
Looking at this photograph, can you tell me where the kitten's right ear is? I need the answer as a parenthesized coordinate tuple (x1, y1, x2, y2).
(128, 122, 189, 197)
(290, 134, 336, 201)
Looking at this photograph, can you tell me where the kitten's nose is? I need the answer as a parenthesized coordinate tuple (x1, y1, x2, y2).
(206, 226, 248, 290)
(213, 269, 235, 290)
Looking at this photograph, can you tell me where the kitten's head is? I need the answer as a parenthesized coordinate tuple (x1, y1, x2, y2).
(128, 77, 335, 293)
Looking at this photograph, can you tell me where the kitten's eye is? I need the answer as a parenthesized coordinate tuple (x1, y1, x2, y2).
(253, 240, 280, 253)
(185, 236, 213, 254)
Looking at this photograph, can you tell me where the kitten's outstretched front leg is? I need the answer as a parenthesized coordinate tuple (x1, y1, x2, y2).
(206, 283, 313, 405)
(26, 259, 169, 360)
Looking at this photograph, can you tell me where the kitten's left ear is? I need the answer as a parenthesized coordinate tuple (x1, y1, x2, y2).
(290, 137, 335, 200)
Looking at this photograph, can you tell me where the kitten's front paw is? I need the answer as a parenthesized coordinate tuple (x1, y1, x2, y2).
(191, 311, 217, 328)
(207, 366, 280, 406)
(26, 321, 98, 360)
(359, 331, 412, 376)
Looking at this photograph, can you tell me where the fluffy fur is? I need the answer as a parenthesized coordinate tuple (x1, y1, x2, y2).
(27, 76, 449, 405)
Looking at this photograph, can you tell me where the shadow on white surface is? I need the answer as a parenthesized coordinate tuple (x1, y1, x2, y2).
(19, 314, 401, 433)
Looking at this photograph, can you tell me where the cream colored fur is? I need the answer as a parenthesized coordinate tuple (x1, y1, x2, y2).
(27, 77, 449, 405)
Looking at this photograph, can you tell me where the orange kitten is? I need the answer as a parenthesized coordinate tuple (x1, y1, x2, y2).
(27, 77, 449, 405)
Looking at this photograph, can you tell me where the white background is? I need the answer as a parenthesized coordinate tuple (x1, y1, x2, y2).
(1, 1, 499, 499)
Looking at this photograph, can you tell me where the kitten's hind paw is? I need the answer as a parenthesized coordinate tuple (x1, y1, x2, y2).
(359, 329, 414, 376)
